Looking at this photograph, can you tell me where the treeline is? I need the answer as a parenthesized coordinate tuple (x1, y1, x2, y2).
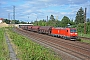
(33, 15, 75, 27)
(3, 19, 29, 24)
(2, 7, 90, 34)
(33, 7, 90, 27)
(74, 22, 90, 34)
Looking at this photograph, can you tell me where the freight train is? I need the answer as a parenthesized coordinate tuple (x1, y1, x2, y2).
(19, 25, 78, 40)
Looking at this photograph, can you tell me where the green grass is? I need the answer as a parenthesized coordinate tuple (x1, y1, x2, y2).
(0, 28, 10, 60)
(80, 39, 90, 44)
(7, 27, 61, 60)
(78, 33, 90, 38)
(78, 33, 90, 44)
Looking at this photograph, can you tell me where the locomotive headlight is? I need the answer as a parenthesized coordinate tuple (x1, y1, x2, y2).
(75, 33, 77, 34)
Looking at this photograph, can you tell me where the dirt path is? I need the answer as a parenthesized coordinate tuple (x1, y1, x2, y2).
(5, 33, 18, 60)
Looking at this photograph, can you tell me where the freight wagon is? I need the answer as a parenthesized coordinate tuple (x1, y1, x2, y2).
(39, 26, 52, 35)
(31, 26, 40, 32)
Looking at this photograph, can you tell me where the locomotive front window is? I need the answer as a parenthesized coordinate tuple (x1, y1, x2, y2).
(70, 29, 76, 33)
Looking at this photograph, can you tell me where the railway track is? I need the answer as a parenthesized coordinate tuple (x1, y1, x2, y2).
(13, 28, 90, 60)
(80, 36, 90, 40)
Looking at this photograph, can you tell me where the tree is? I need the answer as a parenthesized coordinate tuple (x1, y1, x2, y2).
(70, 19, 75, 25)
(10, 20, 20, 24)
(16, 20, 20, 24)
(75, 7, 84, 24)
(45, 15, 56, 27)
(3, 19, 10, 24)
(50, 15, 55, 21)
(37, 20, 46, 26)
(60, 16, 70, 27)
(87, 18, 90, 22)
(20, 21, 27, 24)
(55, 20, 61, 27)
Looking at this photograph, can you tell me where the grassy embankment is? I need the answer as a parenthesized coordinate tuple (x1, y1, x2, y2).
(0, 28, 10, 60)
(7, 27, 61, 60)
(78, 33, 90, 44)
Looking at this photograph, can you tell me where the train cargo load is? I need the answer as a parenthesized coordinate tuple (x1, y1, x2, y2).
(39, 26, 52, 35)
(31, 26, 40, 32)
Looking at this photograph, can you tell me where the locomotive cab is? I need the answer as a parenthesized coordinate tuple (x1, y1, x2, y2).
(68, 28, 78, 40)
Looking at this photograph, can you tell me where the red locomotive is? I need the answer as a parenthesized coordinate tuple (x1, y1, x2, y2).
(51, 27, 78, 40)
(19, 25, 78, 40)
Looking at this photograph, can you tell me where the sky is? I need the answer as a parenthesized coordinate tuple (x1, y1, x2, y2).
(0, 0, 90, 22)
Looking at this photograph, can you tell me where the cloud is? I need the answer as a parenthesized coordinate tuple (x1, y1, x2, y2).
(0, 0, 90, 22)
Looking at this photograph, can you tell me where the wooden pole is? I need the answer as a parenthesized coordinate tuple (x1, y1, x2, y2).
(84, 8, 87, 34)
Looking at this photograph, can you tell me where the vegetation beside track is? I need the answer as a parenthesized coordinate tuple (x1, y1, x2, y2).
(7, 27, 61, 60)
(78, 33, 90, 44)
(78, 33, 90, 38)
(0, 28, 10, 60)
(80, 39, 90, 44)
